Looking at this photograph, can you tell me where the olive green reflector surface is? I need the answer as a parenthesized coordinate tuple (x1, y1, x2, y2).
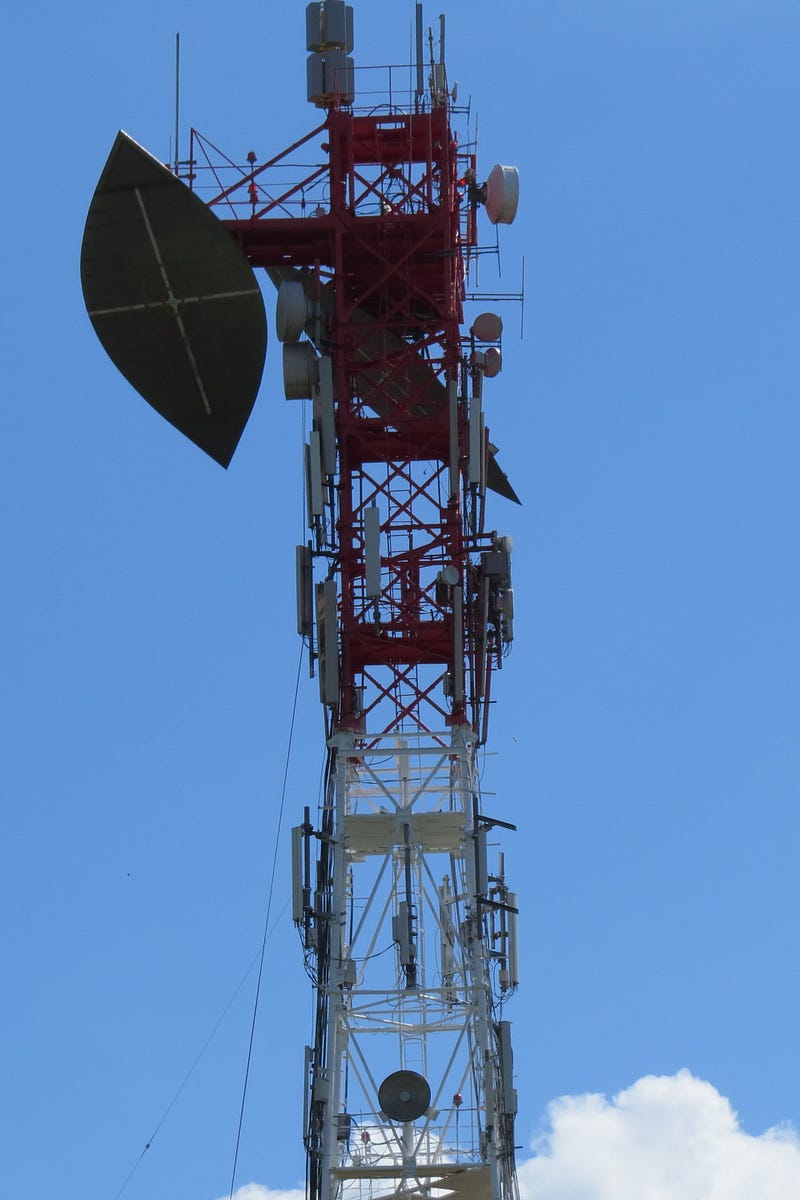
(80, 132, 266, 467)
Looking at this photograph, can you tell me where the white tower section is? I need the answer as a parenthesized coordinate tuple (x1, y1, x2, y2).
(296, 724, 520, 1200)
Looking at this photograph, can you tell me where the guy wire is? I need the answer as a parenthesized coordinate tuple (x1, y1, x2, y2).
(227, 641, 305, 1199)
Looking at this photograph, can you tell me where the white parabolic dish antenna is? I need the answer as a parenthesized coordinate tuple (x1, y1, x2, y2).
(471, 311, 503, 342)
(485, 164, 520, 225)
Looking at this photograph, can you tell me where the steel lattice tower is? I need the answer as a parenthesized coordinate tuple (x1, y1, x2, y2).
(81, 6, 521, 1200)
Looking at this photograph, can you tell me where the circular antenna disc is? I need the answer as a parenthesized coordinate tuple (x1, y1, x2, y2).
(483, 346, 502, 378)
(471, 312, 503, 342)
(378, 1070, 431, 1122)
(283, 342, 319, 399)
(485, 164, 519, 226)
(276, 280, 310, 343)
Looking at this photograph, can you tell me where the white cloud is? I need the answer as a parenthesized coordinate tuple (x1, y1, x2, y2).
(220, 1074, 800, 1200)
(518, 1070, 800, 1200)
(220, 1187, 304, 1200)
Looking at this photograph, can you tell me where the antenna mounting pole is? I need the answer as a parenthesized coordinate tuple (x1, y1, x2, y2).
(415, 3, 424, 109)
(174, 32, 180, 175)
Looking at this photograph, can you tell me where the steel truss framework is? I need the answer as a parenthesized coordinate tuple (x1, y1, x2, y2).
(192, 55, 519, 1200)
(303, 728, 519, 1200)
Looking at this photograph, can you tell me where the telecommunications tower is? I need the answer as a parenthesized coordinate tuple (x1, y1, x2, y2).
(81, 5, 522, 1200)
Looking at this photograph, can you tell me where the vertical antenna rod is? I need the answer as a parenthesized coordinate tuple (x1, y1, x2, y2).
(174, 32, 180, 175)
(415, 3, 424, 108)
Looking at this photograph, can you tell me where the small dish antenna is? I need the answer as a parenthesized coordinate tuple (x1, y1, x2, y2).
(484, 164, 520, 225)
(471, 312, 503, 342)
(483, 346, 502, 378)
(378, 1070, 431, 1122)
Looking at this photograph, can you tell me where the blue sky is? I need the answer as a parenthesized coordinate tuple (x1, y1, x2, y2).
(3, 2, 799, 1198)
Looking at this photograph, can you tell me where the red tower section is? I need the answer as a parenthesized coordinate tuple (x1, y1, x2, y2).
(205, 96, 513, 740)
